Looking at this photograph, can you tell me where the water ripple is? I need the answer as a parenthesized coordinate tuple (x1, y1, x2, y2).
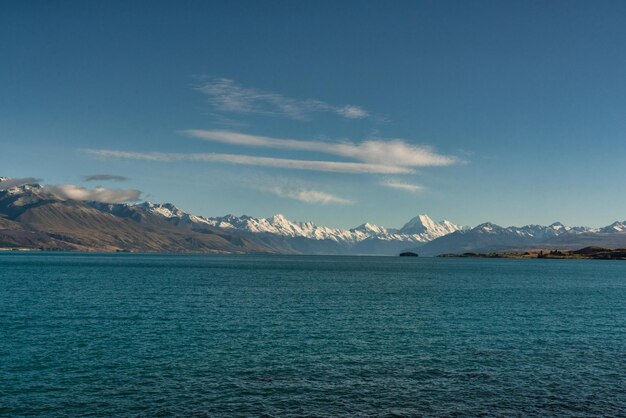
(1, 253, 625, 416)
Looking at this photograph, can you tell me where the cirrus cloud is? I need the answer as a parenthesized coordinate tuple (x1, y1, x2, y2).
(84, 149, 414, 174)
(182, 130, 457, 167)
(380, 179, 425, 194)
(195, 77, 369, 121)
(266, 186, 352, 205)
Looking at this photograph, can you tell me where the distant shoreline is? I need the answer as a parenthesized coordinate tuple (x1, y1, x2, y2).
(438, 246, 626, 260)
(3, 246, 626, 259)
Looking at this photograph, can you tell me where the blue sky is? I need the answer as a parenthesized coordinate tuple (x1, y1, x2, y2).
(2, 0, 626, 228)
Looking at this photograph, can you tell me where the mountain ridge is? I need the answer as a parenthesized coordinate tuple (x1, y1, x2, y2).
(0, 177, 461, 254)
(414, 220, 626, 256)
(201, 211, 462, 244)
(2, 177, 625, 255)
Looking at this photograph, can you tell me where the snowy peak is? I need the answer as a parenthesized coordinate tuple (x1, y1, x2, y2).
(400, 214, 435, 234)
(269, 213, 288, 223)
(600, 221, 626, 233)
(352, 223, 389, 235)
(132, 201, 212, 226)
(0, 182, 54, 210)
(137, 202, 185, 218)
(474, 222, 504, 233)
(400, 214, 462, 237)
(0, 177, 43, 191)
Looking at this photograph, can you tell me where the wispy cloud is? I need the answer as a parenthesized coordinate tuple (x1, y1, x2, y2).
(380, 179, 425, 194)
(182, 130, 457, 167)
(83, 174, 128, 182)
(266, 186, 352, 205)
(337, 105, 368, 119)
(44, 184, 141, 203)
(195, 77, 369, 121)
(0, 177, 42, 189)
(85, 149, 413, 174)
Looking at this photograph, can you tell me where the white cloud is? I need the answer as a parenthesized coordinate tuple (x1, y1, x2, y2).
(85, 149, 413, 174)
(338, 105, 369, 119)
(267, 186, 352, 205)
(44, 184, 141, 203)
(380, 180, 425, 194)
(182, 130, 457, 167)
(195, 77, 369, 121)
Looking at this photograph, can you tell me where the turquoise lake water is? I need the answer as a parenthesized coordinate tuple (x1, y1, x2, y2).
(1, 253, 625, 416)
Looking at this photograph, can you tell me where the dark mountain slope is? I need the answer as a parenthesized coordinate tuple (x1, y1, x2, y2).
(0, 185, 275, 253)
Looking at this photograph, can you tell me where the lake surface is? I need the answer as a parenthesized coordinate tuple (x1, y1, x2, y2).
(1, 253, 625, 416)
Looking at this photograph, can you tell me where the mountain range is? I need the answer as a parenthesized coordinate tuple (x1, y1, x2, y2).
(0, 178, 461, 254)
(1, 177, 625, 255)
(414, 221, 626, 256)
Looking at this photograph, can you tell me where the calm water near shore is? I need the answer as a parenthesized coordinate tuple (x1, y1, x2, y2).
(1, 253, 625, 416)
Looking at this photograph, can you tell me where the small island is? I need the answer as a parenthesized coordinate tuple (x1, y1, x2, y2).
(438, 246, 626, 260)
(399, 251, 419, 257)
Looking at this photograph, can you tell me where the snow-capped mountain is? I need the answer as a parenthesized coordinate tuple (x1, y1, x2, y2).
(49, 197, 463, 254)
(0, 180, 460, 248)
(398, 214, 461, 239)
(203, 213, 357, 241)
(202, 212, 463, 244)
(600, 221, 626, 233)
(416, 220, 626, 256)
(99, 201, 626, 256)
(0, 182, 275, 253)
(471, 222, 596, 239)
(0, 182, 54, 217)
(134, 202, 214, 227)
(3, 176, 626, 255)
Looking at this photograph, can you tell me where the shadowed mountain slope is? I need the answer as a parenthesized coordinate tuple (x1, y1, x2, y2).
(0, 184, 275, 253)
